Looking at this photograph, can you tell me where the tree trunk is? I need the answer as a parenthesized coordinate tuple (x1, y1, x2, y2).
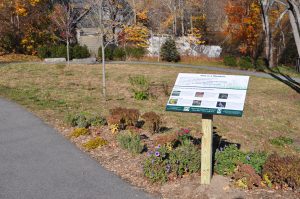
(173, 5, 177, 36)
(181, 12, 184, 36)
(180, 0, 184, 36)
(99, 0, 106, 98)
(158, 35, 161, 62)
(260, 0, 274, 68)
(288, 6, 300, 57)
(67, 36, 70, 67)
(101, 34, 106, 99)
(174, 14, 177, 36)
(132, 0, 137, 24)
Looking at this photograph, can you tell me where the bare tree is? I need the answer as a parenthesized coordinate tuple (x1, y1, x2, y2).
(162, 0, 178, 35)
(260, 0, 300, 67)
(50, 2, 90, 66)
(86, 0, 133, 98)
(280, 0, 300, 57)
(259, 0, 275, 67)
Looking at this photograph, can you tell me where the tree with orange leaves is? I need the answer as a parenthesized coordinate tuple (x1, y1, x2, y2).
(224, 0, 263, 60)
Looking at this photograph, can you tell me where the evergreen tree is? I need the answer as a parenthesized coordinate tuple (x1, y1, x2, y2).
(160, 38, 180, 62)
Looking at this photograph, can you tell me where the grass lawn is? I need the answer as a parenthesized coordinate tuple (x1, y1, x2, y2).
(0, 62, 299, 156)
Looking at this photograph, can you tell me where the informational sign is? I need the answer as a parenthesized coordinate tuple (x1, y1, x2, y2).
(166, 73, 250, 117)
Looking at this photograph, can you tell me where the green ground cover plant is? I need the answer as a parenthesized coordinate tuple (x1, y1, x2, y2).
(129, 75, 150, 100)
(65, 113, 107, 128)
(269, 136, 294, 147)
(215, 145, 267, 175)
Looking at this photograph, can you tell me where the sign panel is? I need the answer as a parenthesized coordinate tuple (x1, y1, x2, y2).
(166, 73, 250, 117)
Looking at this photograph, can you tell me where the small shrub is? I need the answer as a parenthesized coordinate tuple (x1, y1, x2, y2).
(88, 116, 107, 127)
(143, 145, 169, 183)
(113, 47, 126, 60)
(76, 115, 89, 128)
(69, 128, 89, 138)
(37, 46, 51, 59)
(176, 128, 193, 145)
(270, 136, 293, 147)
(239, 56, 253, 70)
(233, 164, 262, 189)
(143, 142, 201, 183)
(117, 131, 144, 154)
(142, 112, 161, 134)
(0, 33, 17, 53)
(244, 152, 268, 175)
(125, 47, 146, 60)
(254, 58, 266, 71)
(215, 145, 268, 176)
(66, 113, 90, 128)
(123, 109, 140, 126)
(223, 55, 237, 67)
(72, 45, 90, 59)
(154, 133, 178, 146)
(50, 45, 68, 59)
(169, 142, 201, 176)
(263, 154, 300, 189)
(129, 75, 150, 100)
(98, 44, 116, 60)
(83, 137, 108, 151)
(160, 38, 180, 62)
(107, 44, 116, 60)
(215, 144, 245, 175)
(109, 107, 140, 128)
(65, 113, 106, 128)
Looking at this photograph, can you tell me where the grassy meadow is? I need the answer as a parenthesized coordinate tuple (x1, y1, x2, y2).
(0, 62, 299, 156)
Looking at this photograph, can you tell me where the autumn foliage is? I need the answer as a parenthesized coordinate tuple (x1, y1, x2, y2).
(122, 24, 150, 48)
(0, 0, 52, 54)
(224, 0, 262, 58)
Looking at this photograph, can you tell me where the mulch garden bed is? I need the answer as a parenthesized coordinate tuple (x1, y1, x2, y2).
(57, 125, 300, 199)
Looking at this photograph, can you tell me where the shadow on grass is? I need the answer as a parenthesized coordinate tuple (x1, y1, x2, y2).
(265, 68, 300, 94)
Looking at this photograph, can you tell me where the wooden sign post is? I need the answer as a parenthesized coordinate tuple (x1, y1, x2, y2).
(166, 73, 250, 185)
(201, 114, 213, 184)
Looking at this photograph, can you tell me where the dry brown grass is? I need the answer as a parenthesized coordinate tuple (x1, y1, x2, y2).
(0, 62, 299, 156)
(0, 53, 40, 63)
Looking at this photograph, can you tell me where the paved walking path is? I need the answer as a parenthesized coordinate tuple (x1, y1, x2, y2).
(0, 98, 156, 199)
